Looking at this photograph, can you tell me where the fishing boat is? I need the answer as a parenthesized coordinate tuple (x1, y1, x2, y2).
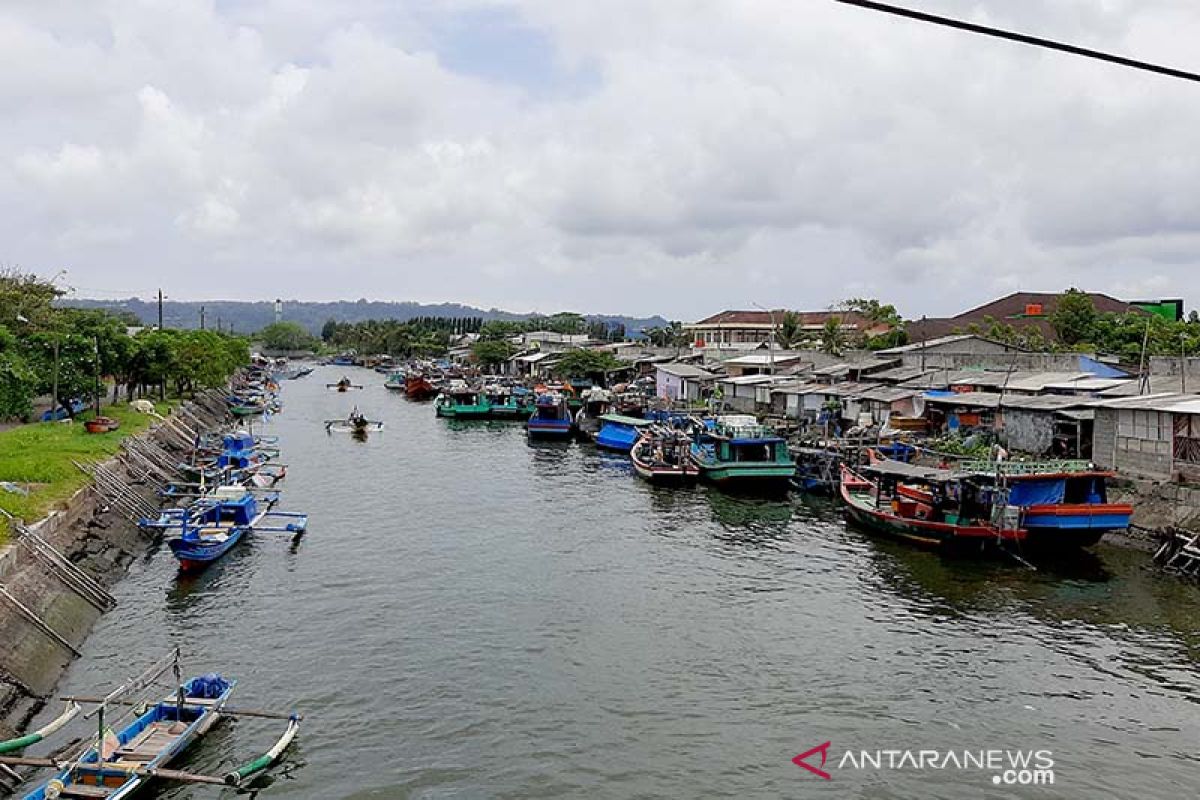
(326, 376, 362, 393)
(840, 461, 1024, 550)
(631, 428, 699, 485)
(526, 393, 573, 439)
(8, 651, 300, 798)
(689, 415, 795, 492)
(593, 414, 653, 452)
(142, 486, 307, 571)
(405, 374, 437, 401)
(573, 388, 614, 439)
(384, 371, 407, 391)
(958, 459, 1133, 548)
(330, 354, 356, 366)
(325, 408, 384, 434)
(485, 387, 533, 420)
(434, 383, 492, 419)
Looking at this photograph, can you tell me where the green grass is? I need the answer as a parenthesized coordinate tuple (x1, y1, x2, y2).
(0, 401, 175, 543)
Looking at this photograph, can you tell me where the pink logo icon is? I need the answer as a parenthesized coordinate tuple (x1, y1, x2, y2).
(793, 742, 833, 780)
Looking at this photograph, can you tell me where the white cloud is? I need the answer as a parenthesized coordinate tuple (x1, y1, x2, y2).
(3, 0, 1200, 319)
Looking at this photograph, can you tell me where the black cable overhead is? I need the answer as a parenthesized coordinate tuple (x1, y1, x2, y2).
(833, 0, 1200, 84)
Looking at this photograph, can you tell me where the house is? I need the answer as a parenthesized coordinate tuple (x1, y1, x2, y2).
(719, 351, 809, 377)
(876, 333, 1021, 359)
(905, 291, 1173, 344)
(716, 375, 781, 413)
(1091, 394, 1200, 481)
(656, 363, 717, 403)
(684, 309, 892, 350)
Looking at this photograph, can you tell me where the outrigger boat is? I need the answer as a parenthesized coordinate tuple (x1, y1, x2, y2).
(631, 427, 699, 485)
(526, 393, 574, 439)
(141, 486, 308, 571)
(4, 649, 299, 798)
(592, 414, 653, 452)
(689, 415, 795, 493)
(326, 377, 363, 393)
(384, 371, 407, 391)
(325, 408, 383, 434)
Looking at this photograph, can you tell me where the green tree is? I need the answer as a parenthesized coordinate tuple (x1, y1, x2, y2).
(0, 325, 36, 420)
(552, 349, 621, 380)
(321, 318, 339, 342)
(820, 316, 845, 356)
(260, 321, 320, 352)
(472, 339, 516, 371)
(776, 311, 803, 349)
(1050, 288, 1098, 346)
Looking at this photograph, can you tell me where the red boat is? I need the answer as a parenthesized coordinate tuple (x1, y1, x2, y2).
(405, 374, 437, 401)
(839, 463, 1025, 550)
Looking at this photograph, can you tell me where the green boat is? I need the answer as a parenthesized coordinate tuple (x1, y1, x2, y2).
(434, 385, 492, 419)
(485, 390, 533, 420)
(689, 415, 795, 492)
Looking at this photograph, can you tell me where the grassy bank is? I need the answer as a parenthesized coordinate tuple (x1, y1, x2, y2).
(0, 402, 174, 544)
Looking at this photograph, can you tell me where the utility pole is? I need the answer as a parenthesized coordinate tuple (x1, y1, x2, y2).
(1182, 333, 1188, 395)
(752, 302, 776, 375)
(93, 336, 102, 418)
(200, 306, 206, 330)
(157, 289, 164, 331)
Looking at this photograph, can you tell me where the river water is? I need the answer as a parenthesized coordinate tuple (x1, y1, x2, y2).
(25, 366, 1200, 798)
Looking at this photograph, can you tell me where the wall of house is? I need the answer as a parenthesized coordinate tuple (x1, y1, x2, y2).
(1002, 409, 1054, 455)
(657, 371, 683, 400)
(897, 352, 1093, 372)
(1093, 407, 1174, 479)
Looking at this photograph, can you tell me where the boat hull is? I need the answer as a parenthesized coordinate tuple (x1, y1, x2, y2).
(526, 421, 573, 438)
(168, 527, 248, 571)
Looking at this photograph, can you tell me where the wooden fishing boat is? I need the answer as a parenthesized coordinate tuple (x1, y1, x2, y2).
(689, 415, 795, 492)
(326, 377, 362, 393)
(526, 393, 573, 438)
(384, 371, 407, 391)
(958, 459, 1133, 548)
(142, 486, 307, 571)
(630, 428, 698, 485)
(5, 647, 299, 799)
(840, 462, 1025, 550)
(405, 374, 437, 401)
(434, 384, 492, 419)
(593, 414, 653, 452)
(325, 409, 383, 434)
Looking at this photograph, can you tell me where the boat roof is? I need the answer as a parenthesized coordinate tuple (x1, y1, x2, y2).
(599, 414, 653, 427)
(861, 460, 967, 483)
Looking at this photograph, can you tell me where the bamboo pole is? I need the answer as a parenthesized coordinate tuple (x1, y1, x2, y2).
(0, 586, 81, 656)
(60, 696, 301, 721)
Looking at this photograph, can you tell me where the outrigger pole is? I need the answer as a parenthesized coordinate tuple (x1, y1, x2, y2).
(0, 703, 80, 755)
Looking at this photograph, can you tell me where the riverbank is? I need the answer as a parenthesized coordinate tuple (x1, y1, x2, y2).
(0, 397, 225, 781)
(0, 402, 175, 545)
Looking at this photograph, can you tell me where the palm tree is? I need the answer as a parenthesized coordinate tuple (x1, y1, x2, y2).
(776, 311, 803, 349)
(820, 316, 845, 356)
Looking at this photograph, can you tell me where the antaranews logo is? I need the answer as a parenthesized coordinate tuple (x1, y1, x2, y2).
(793, 744, 1055, 786)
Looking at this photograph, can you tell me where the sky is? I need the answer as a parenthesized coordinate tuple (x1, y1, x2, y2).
(5, 0, 1200, 322)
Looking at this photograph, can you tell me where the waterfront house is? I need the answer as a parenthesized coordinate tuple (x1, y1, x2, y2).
(656, 363, 717, 403)
(720, 351, 809, 377)
(1091, 394, 1200, 481)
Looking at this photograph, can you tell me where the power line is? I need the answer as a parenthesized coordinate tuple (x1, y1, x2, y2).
(833, 0, 1200, 84)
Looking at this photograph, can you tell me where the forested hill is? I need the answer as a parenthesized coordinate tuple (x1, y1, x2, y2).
(64, 298, 670, 337)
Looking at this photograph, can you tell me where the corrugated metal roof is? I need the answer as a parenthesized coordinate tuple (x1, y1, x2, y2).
(656, 362, 717, 379)
(923, 391, 1002, 409)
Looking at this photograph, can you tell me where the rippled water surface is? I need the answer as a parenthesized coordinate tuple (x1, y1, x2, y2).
(29, 367, 1200, 798)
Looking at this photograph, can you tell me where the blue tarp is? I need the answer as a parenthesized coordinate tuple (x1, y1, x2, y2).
(1009, 479, 1066, 507)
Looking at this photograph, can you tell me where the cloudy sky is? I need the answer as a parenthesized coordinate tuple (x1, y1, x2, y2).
(5, 0, 1200, 321)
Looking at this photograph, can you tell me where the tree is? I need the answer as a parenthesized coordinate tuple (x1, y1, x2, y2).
(321, 318, 339, 342)
(552, 349, 621, 380)
(259, 321, 319, 352)
(1050, 288, 1098, 346)
(820, 316, 845, 356)
(472, 339, 516, 371)
(776, 312, 803, 349)
(0, 325, 35, 420)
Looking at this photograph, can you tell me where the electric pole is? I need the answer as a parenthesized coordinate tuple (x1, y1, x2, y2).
(157, 289, 164, 330)
(200, 305, 206, 330)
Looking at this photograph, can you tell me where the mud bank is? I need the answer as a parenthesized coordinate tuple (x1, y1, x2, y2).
(0, 399, 228, 779)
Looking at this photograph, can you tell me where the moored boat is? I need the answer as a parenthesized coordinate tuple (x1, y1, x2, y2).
(526, 393, 573, 438)
(631, 428, 698, 485)
(839, 461, 1024, 550)
(593, 414, 653, 452)
(434, 383, 492, 419)
(405, 374, 437, 401)
(689, 415, 795, 492)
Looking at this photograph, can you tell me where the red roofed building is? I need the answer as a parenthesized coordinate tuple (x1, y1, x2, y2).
(684, 309, 893, 348)
(904, 291, 1180, 344)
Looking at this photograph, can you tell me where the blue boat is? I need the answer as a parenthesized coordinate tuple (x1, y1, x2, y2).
(22, 672, 235, 799)
(526, 393, 574, 439)
(40, 398, 88, 422)
(593, 414, 653, 452)
(142, 486, 307, 571)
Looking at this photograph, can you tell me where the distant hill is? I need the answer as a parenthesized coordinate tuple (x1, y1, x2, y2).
(64, 298, 671, 338)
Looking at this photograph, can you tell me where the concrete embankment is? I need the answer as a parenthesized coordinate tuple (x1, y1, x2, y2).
(0, 395, 230, 787)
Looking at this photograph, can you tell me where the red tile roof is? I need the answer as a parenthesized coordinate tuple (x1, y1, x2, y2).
(906, 291, 1147, 343)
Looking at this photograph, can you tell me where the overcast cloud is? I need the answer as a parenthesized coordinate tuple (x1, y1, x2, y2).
(5, 0, 1200, 320)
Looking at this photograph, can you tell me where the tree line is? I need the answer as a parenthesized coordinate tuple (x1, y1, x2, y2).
(0, 270, 249, 421)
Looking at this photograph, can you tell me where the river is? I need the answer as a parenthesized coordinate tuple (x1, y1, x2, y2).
(25, 366, 1200, 798)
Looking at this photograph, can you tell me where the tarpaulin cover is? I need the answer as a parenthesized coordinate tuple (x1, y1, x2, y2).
(1009, 480, 1065, 507)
